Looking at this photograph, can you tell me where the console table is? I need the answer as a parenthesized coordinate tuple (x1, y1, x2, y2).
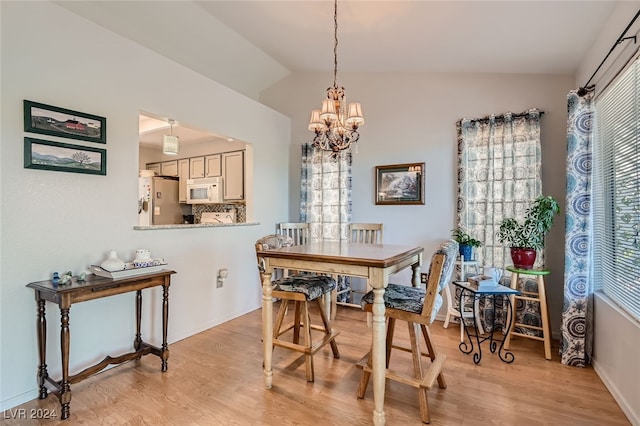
(26, 269, 175, 420)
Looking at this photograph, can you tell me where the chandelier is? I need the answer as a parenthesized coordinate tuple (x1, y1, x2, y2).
(308, 0, 364, 158)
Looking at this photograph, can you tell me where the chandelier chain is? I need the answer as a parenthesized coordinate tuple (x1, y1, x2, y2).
(333, 0, 338, 88)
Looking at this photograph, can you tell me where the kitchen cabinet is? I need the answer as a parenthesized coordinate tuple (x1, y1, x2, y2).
(205, 154, 222, 177)
(146, 163, 161, 175)
(160, 160, 178, 177)
(222, 151, 244, 201)
(178, 158, 189, 203)
(189, 157, 205, 179)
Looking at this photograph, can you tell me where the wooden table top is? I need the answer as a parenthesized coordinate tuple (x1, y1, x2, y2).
(256, 241, 423, 268)
(26, 270, 176, 294)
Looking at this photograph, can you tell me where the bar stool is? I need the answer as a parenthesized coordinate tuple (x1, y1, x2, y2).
(504, 266, 552, 360)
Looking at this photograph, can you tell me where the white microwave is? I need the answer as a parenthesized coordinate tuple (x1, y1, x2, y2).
(187, 177, 222, 204)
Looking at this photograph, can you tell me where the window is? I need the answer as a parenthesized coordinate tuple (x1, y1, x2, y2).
(593, 55, 640, 321)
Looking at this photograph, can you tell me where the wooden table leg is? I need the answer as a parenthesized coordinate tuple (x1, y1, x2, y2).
(59, 306, 71, 420)
(411, 258, 421, 288)
(36, 295, 48, 400)
(370, 269, 386, 426)
(134, 290, 142, 352)
(261, 270, 274, 389)
(161, 281, 170, 372)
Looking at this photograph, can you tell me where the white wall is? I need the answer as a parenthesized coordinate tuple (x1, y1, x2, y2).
(0, 1, 290, 411)
(261, 70, 572, 334)
(575, 3, 640, 425)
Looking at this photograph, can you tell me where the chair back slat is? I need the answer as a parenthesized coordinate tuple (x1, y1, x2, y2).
(420, 253, 445, 319)
(349, 223, 383, 244)
(276, 222, 309, 245)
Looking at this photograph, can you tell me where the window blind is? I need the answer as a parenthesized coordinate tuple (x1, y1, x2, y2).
(593, 55, 640, 322)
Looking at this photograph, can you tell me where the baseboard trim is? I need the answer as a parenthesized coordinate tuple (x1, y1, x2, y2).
(593, 359, 638, 426)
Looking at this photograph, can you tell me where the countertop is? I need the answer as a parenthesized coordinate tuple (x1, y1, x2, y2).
(134, 221, 259, 230)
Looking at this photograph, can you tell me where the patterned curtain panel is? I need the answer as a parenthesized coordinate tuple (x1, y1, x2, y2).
(456, 109, 543, 268)
(300, 143, 352, 241)
(456, 110, 543, 334)
(300, 143, 352, 301)
(561, 90, 594, 367)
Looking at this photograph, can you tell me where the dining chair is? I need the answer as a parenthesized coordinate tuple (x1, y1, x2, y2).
(255, 234, 340, 382)
(276, 222, 310, 246)
(331, 223, 384, 320)
(356, 240, 457, 423)
(276, 222, 310, 277)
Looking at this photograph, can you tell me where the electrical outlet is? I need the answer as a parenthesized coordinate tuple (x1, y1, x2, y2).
(217, 268, 228, 288)
(420, 273, 429, 284)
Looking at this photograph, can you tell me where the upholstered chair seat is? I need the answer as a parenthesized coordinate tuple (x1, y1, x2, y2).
(273, 274, 336, 301)
(361, 283, 443, 320)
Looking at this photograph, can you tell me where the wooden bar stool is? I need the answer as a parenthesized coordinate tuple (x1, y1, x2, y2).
(504, 266, 552, 360)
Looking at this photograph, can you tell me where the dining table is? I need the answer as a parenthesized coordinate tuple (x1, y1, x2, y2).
(256, 241, 424, 426)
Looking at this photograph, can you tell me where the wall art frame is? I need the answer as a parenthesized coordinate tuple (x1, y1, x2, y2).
(24, 100, 106, 144)
(24, 137, 107, 176)
(375, 162, 425, 205)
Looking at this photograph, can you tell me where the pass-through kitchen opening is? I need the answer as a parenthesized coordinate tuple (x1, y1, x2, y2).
(137, 112, 252, 227)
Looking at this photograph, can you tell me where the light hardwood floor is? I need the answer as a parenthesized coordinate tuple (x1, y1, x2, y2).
(3, 304, 629, 425)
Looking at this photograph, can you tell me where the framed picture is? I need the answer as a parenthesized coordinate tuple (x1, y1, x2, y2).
(24, 137, 107, 176)
(375, 162, 425, 205)
(24, 100, 106, 143)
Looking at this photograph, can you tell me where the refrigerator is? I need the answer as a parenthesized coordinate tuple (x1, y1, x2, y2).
(138, 176, 183, 226)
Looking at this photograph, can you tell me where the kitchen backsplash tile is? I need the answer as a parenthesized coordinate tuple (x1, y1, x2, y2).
(192, 204, 245, 223)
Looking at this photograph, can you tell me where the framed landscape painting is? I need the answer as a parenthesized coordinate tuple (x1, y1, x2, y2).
(375, 162, 425, 205)
(24, 137, 107, 176)
(24, 100, 106, 143)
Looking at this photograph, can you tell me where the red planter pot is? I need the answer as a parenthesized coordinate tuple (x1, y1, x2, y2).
(510, 247, 537, 269)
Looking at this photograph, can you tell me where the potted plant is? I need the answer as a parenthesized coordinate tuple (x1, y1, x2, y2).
(497, 195, 560, 269)
(451, 227, 483, 260)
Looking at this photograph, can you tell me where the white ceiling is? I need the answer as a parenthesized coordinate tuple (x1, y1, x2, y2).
(58, 0, 620, 145)
(138, 114, 230, 148)
(59, 1, 617, 96)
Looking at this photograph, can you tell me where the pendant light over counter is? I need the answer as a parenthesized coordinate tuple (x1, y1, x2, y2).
(163, 119, 179, 155)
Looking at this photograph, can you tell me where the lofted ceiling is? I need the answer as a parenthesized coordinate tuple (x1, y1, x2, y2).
(58, 1, 617, 98)
(57, 1, 620, 146)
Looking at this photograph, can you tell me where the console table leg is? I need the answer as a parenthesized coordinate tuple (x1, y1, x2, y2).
(36, 296, 48, 399)
(60, 307, 71, 420)
(161, 282, 170, 372)
(134, 290, 142, 352)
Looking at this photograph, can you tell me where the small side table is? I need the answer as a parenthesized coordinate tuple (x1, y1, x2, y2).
(453, 281, 520, 364)
(503, 266, 552, 360)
